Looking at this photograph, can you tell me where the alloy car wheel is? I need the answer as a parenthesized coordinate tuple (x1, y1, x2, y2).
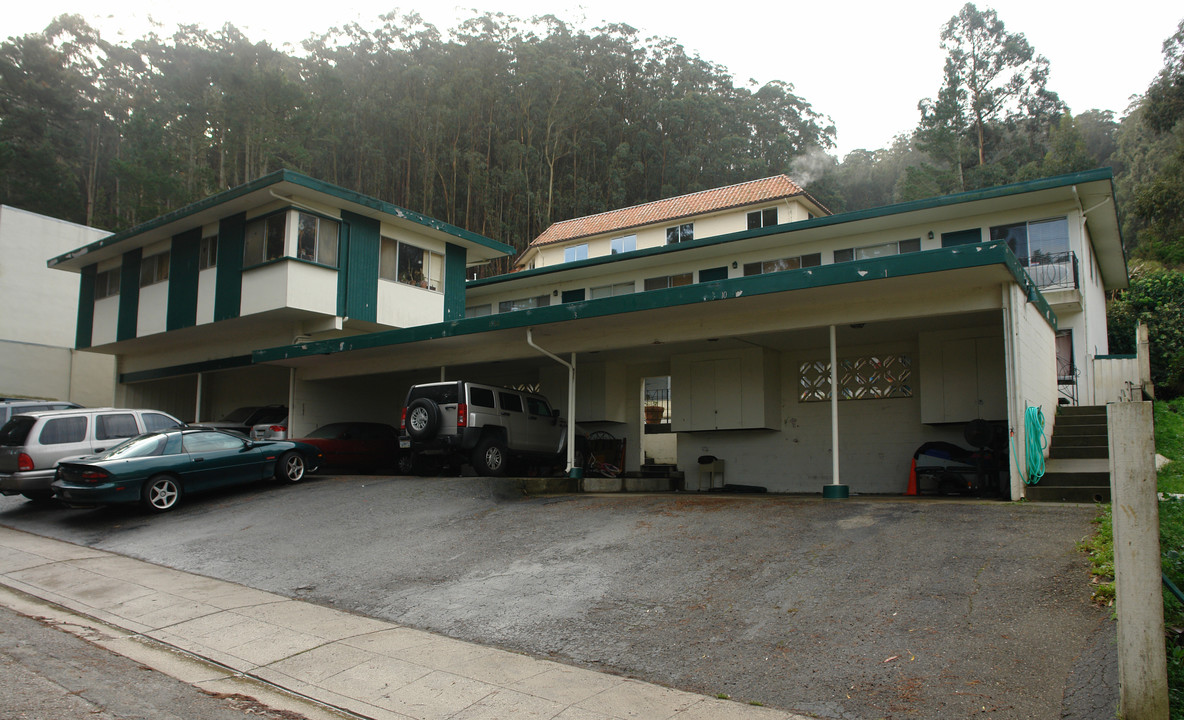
(142, 475, 181, 513)
(278, 451, 305, 483)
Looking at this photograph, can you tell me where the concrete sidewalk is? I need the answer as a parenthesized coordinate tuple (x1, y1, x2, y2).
(0, 526, 810, 720)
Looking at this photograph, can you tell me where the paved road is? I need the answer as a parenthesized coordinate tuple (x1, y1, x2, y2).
(0, 476, 1117, 719)
(0, 604, 310, 720)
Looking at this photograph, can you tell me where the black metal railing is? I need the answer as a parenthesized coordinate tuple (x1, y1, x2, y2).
(1057, 358, 1079, 406)
(644, 387, 671, 424)
(1020, 251, 1078, 291)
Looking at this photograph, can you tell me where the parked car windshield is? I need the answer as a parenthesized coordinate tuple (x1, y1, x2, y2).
(102, 433, 169, 459)
(0, 416, 36, 446)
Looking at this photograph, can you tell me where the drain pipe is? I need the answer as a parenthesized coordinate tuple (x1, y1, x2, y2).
(526, 329, 578, 477)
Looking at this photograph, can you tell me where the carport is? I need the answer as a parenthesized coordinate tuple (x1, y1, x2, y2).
(253, 242, 1056, 497)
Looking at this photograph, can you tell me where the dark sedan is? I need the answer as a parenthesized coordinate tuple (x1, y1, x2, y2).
(293, 422, 401, 474)
(51, 427, 323, 512)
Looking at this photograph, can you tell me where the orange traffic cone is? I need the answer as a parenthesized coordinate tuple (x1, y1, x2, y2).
(905, 458, 918, 496)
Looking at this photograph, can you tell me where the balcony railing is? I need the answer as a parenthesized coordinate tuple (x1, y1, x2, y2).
(1020, 251, 1078, 291)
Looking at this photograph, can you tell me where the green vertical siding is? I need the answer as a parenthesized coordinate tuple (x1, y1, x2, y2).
(75, 264, 96, 349)
(444, 243, 466, 320)
(167, 228, 201, 330)
(214, 213, 245, 321)
(117, 248, 142, 342)
(339, 211, 378, 323)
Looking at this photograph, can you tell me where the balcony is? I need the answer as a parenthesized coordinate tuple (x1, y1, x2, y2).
(1020, 251, 1078, 291)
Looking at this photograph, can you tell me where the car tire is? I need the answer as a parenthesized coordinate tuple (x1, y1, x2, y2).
(473, 435, 508, 477)
(142, 475, 182, 513)
(405, 399, 441, 441)
(277, 451, 306, 483)
(396, 452, 415, 475)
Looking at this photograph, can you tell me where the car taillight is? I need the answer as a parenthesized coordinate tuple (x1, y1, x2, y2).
(268, 425, 286, 433)
(81, 469, 110, 483)
(400, 407, 407, 430)
(457, 403, 468, 427)
(17, 453, 33, 471)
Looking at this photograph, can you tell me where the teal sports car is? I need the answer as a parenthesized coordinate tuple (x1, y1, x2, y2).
(52, 427, 323, 512)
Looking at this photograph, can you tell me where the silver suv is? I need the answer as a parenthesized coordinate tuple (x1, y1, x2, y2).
(399, 381, 573, 476)
(0, 407, 183, 501)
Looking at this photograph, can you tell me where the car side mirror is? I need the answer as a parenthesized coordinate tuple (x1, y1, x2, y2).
(551, 409, 560, 425)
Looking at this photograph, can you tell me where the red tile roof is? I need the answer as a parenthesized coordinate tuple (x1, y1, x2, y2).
(528, 175, 821, 248)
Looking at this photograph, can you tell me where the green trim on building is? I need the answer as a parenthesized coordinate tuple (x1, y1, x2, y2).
(214, 213, 245, 322)
(49, 169, 513, 269)
(1095, 354, 1137, 360)
(940, 228, 982, 247)
(470, 167, 1117, 290)
(254, 242, 1057, 364)
(120, 354, 254, 384)
(75, 265, 96, 350)
(167, 228, 201, 331)
(444, 243, 466, 321)
(339, 210, 378, 322)
(117, 248, 142, 342)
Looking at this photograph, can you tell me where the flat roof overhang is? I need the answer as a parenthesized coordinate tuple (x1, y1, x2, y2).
(472, 168, 1126, 296)
(251, 242, 1051, 381)
(49, 170, 514, 273)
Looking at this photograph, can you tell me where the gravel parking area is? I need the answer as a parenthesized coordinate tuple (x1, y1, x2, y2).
(0, 477, 1116, 719)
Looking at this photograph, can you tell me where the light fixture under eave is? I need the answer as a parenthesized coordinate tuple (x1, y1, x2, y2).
(927, 231, 934, 240)
(652, 340, 664, 345)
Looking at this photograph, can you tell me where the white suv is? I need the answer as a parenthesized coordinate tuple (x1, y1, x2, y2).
(399, 381, 578, 476)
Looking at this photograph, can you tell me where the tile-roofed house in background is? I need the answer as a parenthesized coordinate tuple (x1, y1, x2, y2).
(515, 175, 830, 270)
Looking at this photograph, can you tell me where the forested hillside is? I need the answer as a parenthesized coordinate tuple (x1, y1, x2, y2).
(0, 5, 1181, 276)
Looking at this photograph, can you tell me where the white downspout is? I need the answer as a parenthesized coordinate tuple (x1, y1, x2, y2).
(195, 372, 204, 423)
(526, 328, 577, 476)
(830, 324, 840, 487)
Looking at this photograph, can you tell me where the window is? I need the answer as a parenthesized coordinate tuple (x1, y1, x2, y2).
(590, 282, 635, 299)
(699, 266, 728, 283)
(612, 234, 637, 254)
(989, 217, 1069, 262)
(468, 387, 496, 408)
(139, 251, 170, 287)
(38, 416, 87, 445)
(747, 207, 778, 230)
(498, 295, 550, 313)
(644, 273, 693, 291)
(183, 431, 246, 453)
(96, 413, 139, 441)
(665, 224, 692, 245)
(799, 355, 913, 402)
(143, 413, 182, 432)
(199, 236, 218, 270)
(743, 253, 821, 276)
(95, 268, 120, 300)
(244, 213, 287, 266)
(499, 392, 523, 413)
(561, 289, 586, 303)
(465, 304, 492, 318)
(564, 243, 589, 263)
(833, 239, 921, 263)
(940, 228, 982, 248)
(296, 212, 339, 267)
(380, 237, 443, 291)
(527, 397, 551, 417)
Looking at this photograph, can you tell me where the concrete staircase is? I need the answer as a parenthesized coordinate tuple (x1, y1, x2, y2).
(1026, 405, 1111, 503)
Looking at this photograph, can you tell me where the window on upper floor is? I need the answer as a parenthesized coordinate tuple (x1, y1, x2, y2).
(296, 212, 339, 266)
(743, 253, 821, 276)
(833, 239, 920, 264)
(94, 268, 120, 300)
(590, 281, 635, 299)
(465, 304, 492, 318)
(644, 273, 693, 291)
(498, 295, 550, 313)
(380, 237, 443, 292)
(139, 251, 170, 287)
(665, 224, 692, 245)
(564, 243, 589, 263)
(199, 235, 218, 270)
(747, 207, 778, 230)
(612, 234, 637, 254)
(989, 217, 1069, 264)
(243, 213, 287, 267)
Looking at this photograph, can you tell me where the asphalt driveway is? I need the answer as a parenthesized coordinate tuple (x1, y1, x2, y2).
(0, 476, 1115, 719)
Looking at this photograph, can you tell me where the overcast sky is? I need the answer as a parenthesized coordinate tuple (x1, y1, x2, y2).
(6, 1, 1181, 159)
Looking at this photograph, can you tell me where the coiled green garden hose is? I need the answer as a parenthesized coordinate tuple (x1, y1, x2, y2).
(1019, 405, 1047, 485)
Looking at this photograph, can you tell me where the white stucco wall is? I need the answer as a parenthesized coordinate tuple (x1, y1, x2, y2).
(240, 261, 337, 318)
(1003, 283, 1058, 497)
(377, 279, 445, 328)
(196, 267, 217, 325)
(0, 341, 115, 406)
(137, 282, 169, 336)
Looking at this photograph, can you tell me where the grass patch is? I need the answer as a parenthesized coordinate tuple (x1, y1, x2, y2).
(1157, 400, 1184, 717)
(1155, 399, 1184, 495)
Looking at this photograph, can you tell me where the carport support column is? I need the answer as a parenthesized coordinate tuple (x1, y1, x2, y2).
(824, 325, 849, 499)
(194, 372, 204, 423)
(526, 329, 579, 478)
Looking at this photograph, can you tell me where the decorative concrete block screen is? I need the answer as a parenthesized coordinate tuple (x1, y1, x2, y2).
(799, 355, 912, 402)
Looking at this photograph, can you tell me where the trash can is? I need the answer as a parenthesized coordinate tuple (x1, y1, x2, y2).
(697, 455, 724, 491)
